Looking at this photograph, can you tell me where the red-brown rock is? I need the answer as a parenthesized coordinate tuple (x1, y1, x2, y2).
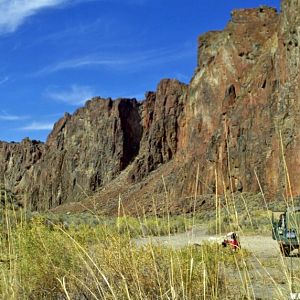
(1, 0, 300, 213)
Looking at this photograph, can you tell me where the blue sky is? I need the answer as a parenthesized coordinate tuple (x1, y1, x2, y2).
(0, 0, 280, 142)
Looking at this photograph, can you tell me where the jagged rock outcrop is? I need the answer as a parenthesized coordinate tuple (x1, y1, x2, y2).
(1, 0, 300, 213)
(0, 139, 44, 206)
(128, 79, 187, 182)
(1, 99, 142, 210)
(177, 6, 280, 196)
(275, 0, 300, 195)
(190, 1, 300, 198)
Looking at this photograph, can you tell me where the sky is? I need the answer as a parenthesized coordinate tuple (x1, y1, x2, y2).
(0, 0, 280, 142)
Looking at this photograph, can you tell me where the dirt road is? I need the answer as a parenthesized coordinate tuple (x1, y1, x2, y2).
(137, 225, 281, 256)
(137, 226, 300, 299)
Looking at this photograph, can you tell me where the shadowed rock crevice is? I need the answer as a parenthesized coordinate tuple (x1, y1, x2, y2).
(128, 79, 188, 183)
(118, 99, 143, 170)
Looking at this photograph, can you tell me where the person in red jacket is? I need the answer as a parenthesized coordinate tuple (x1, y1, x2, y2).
(230, 232, 240, 251)
(222, 232, 240, 251)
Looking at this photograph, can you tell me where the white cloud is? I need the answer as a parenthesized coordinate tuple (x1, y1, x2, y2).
(0, 0, 71, 34)
(36, 57, 125, 75)
(20, 121, 54, 131)
(0, 76, 9, 85)
(34, 47, 194, 76)
(0, 0, 147, 35)
(46, 84, 94, 105)
(0, 111, 29, 121)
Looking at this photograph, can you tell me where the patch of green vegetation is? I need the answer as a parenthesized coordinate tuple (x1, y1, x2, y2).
(0, 210, 250, 300)
(191, 193, 286, 236)
(116, 215, 193, 237)
(13, 212, 193, 238)
(1, 190, 299, 298)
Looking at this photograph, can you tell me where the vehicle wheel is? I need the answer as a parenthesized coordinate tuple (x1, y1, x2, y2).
(280, 244, 290, 257)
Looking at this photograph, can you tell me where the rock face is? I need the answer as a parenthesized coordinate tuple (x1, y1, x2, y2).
(178, 6, 280, 196)
(0, 99, 142, 210)
(275, 0, 300, 196)
(1, 0, 300, 213)
(0, 139, 44, 206)
(128, 79, 187, 183)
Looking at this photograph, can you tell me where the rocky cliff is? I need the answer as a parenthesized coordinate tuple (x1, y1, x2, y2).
(1, 0, 300, 213)
(180, 6, 280, 196)
(1, 99, 142, 210)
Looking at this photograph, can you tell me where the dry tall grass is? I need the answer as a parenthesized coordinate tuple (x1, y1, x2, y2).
(0, 202, 251, 300)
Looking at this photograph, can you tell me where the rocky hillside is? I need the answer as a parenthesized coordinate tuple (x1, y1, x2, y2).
(1, 0, 300, 213)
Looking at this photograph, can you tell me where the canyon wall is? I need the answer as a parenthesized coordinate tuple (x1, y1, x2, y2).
(1, 0, 300, 213)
